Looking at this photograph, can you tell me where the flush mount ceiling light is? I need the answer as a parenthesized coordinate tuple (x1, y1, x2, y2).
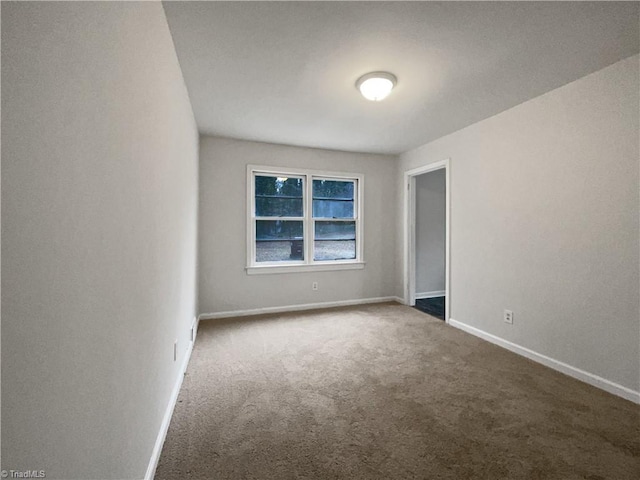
(356, 71, 397, 101)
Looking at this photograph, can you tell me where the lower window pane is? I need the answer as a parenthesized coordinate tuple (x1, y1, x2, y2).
(256, 220, 304, 262)
(314, 221, 356, 261)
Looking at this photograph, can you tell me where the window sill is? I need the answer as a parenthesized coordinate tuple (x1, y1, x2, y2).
(246, 261, 365, 275)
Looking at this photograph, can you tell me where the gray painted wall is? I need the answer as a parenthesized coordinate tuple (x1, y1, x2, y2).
(198, 136, 397, 315)
(399, 54, 640, 392)
(1, 3, 198, 479)
(415, 170, 446, 296)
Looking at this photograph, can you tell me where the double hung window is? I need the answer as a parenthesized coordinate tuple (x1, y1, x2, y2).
(247, 166, 363, 273)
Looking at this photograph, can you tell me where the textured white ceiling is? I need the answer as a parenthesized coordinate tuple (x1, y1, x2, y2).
(163, 1, 639, 154)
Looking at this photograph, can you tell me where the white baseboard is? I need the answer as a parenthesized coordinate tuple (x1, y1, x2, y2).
(144, 321, 197, 480)
(199, 296, 404, 320)
(415, 290, 445, 299)
(191, 315, 199, 343)
(391, 296, 405, 305)
(448, 318, 640, 404)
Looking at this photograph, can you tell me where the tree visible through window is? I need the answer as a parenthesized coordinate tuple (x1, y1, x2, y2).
(312, 179, 356, 261)
(250, 168, 361, 267)
(255, 175, 304, 262)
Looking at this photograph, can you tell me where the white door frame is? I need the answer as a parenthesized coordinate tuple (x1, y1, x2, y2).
(403, 159, 451, 323)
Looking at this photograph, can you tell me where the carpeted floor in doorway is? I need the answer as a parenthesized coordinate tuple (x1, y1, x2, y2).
(154, 303, 639, 480)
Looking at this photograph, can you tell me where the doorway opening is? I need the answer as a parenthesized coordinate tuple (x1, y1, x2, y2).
(414, 297, 445, 320)
(404, 159, 450, 323)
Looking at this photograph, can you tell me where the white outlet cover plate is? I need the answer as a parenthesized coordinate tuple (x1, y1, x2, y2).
(504, 310, 513, 324)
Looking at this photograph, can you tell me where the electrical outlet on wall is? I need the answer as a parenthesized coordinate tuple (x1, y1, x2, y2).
(504, 309, 514, 324)
(312, 281, 318, 291)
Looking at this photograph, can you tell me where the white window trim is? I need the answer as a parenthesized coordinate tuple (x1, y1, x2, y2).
(246, 164, 364, 275)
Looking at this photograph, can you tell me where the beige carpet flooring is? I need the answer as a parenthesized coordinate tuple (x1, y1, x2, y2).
(155, 303, 639, 479)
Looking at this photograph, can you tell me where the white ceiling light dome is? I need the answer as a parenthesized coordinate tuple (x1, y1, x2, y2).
(356, 72, 397, 101)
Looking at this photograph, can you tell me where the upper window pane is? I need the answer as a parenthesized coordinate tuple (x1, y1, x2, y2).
(312, 179, 354, 218)
(255, 175, 303, 217)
